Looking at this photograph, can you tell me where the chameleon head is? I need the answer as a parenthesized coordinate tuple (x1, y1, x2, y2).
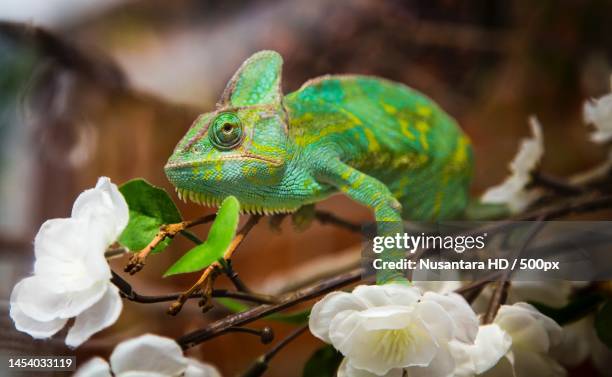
(164, 50, 292, 213)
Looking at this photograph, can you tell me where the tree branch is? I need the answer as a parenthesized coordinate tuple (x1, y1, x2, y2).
(240, 325, 309, 377)
(111, 270, 276, 305)
(176, 268, 362, 350)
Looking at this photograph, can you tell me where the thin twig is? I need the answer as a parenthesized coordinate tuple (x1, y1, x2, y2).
(222, 259, 251, 293)
(240, 325, 309, 377)
(532, 171, 586, 196)
(110, 270, 276, 305)
(226, 326, 274, 344)
(177, 268, 362, 350)
(315, 210, 364, 234)
(483, 218, 546, 324)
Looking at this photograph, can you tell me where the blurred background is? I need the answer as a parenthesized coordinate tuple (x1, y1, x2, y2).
(1, 0, 611, 376)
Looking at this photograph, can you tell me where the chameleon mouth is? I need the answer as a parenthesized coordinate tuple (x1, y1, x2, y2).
(175, 188, 299, 215)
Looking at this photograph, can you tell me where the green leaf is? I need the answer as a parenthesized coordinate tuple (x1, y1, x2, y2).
(302, 345, 342, 377)
(595, 299, 612, 348)
(216, 298, 310, 324)
(164, 196, 240, 276)
(118, 179, 182, 254)
(531, 292, 604, 326)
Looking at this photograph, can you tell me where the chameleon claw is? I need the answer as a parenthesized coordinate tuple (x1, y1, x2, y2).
(124, 253, 147, 275)
(167, 301, 183, 316)
(196, 272, 216, 314)
(167, 265, 221, 316)
(390, 198, 402, 212)
(268, 213, 287, 233)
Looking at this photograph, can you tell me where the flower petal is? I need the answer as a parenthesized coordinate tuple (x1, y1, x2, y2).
(495, 303, 561, 353)
(34, 218, 90, 260)
(352, 284, 421, 308)
(512, 348, 567, 377)
(9, 281, 67, 339)
(414, 300, 455, 342)
(481, 117, 544, 213)
(184, 358, 222, 377)
(337, 358, 403, 377)
(33, 217, 111, 293)
(110, 334, 187, 376)
(331, 308, 438, 375)
(449, 324, 511, 376)
(72, 177, 129, 242)
(584, 94, 612, 143)
(405, 343, 455, 377)
(421, 292, 478, 343)
(551, 318, 591, 367)
(309, 291, 368, 342)
(73, 357, 112, 377)
(66, 285, 123, 348)
(16, 276, 107, 322)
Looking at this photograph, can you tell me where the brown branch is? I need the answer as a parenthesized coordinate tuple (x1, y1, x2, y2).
(240, 325, 309, 377)
(124, 214, 216, 274)
(176, 268, 362, 350)
(532, 171, 586, 196)
(111, 270, 276, 305)
(482, 219, 545, 324)
(315, 210, 364, 234)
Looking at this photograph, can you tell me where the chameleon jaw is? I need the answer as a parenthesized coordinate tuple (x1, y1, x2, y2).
(175, 187, 299, 215)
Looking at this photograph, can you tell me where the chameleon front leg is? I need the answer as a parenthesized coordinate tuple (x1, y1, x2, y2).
(318, 158, 406, 284)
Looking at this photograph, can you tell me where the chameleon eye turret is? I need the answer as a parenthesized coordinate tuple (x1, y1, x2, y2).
(210, 112, 243, 150)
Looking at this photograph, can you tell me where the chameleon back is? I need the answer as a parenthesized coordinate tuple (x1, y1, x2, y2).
(285, 75, 473, 220)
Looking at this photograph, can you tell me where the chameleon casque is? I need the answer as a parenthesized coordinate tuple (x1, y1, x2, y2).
(164, 50, 473, 282)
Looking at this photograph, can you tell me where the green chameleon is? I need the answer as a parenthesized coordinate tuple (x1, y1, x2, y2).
(164, 50, 480, 282)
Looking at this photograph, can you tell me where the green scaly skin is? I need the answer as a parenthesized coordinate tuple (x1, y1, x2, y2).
(164, 51, 473, 283)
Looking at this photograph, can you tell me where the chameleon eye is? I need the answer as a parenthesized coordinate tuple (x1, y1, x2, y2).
(210, 112, 243, 150)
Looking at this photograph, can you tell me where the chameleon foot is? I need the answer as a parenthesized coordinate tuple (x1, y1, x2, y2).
(124, 253, 147, 275)
(166, 265, 221, 316)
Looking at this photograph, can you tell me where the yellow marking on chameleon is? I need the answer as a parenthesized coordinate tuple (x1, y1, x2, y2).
(250, 142, 284, 157)
(399, 119, 416, 140)
(416, 121, 430, 150)
(341, 168, 353, 180)
(381, 103, 398, 115)
(303, 178, 314, 190)
(339, 108, 363, 125)
(416, 106, 432, 117)
(214, 163, 225, 181)
(351, 174, 365, 189)
(364, 128, 380, 152)
(452, 135, 470, 169)
(295, 123, 355, 146)
(433, 171, 451, 217)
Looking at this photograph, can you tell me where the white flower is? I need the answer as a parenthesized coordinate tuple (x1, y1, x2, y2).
(481, 117, 544, 213)
(473, 303, 566, 377)
(10, 177, 128, 348)
(584, 79, 612, 143)
(448, 324, 511, 377)
(74, 334, 222, 377)
(552, 314, 612, 374)
(309, 284, 479, 377)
